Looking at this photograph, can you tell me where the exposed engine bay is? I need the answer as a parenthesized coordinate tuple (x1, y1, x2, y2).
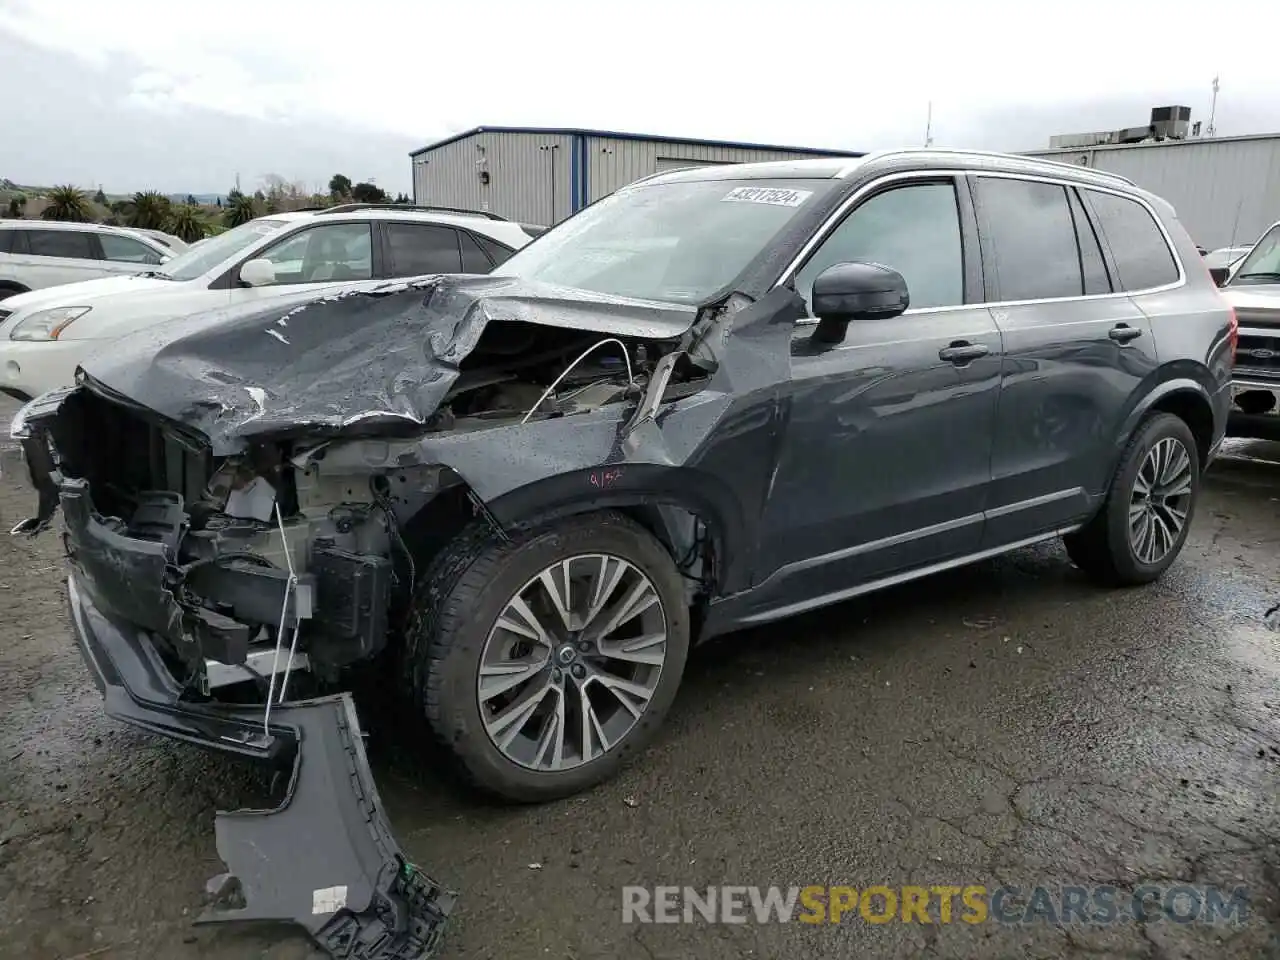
(29, 318, 710, 699)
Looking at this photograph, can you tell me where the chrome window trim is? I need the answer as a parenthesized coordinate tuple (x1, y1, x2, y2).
(776, 168, 1187, 325)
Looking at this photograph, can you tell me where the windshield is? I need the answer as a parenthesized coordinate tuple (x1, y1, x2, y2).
(493, 178, 836, 303)
(1229, 224, 1280, 284)
(1204, 247, 1249, 270)
(159, 219, 288, 281)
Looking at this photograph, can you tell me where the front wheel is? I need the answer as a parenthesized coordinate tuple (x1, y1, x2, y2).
(405, 511, 690, 802)
(1064, 412, 1201, 586)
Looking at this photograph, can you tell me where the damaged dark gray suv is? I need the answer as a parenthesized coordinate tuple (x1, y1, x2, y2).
(11, 150, 1234, 955)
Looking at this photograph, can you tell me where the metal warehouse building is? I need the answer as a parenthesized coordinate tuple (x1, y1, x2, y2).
(409, 126, 858, 226)
(1024, 133, 1280, 250)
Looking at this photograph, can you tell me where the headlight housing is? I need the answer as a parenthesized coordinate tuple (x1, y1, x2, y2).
(9, 306, 92, 341)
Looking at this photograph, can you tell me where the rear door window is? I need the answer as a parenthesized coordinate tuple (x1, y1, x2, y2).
(385, 223, 464, 275)
(25, 229, 98, 260)
(0, 230, 12, 255)
(1080, 189, 1180, 291)
(973, 177, 1083, 301)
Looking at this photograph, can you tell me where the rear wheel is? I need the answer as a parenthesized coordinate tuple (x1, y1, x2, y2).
(404, 511, 690, 802)
(1064, 412, 1200, 585)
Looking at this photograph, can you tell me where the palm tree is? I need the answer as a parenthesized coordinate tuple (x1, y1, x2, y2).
(166, 204, 207, 243)
(41, 185, 91, 222)
(128, 191, 171, 230)
(225, 193, 258, 227)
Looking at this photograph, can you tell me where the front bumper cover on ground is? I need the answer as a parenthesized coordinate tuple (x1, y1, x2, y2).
(67, 572, 456, 959)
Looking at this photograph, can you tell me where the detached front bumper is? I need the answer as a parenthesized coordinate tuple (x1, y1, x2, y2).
(67, 574, 456, 959)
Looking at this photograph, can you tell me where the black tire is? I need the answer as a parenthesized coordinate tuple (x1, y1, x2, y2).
(402, 510, 690, 803)
(1064, 412, 1201, 586)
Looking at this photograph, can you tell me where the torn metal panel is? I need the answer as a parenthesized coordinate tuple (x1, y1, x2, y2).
(200, 694, 455, 960)
(79, 275, 698, 454)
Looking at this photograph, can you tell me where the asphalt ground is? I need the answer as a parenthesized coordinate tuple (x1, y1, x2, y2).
(2, 393, 1279, 959)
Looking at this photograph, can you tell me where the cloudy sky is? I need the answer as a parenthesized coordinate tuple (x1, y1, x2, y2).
(2, 0, 1277, 195)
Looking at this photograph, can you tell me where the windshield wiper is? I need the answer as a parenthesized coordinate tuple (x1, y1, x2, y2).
(135, 270, 174, 280)
(1235, 271, 1280, 281)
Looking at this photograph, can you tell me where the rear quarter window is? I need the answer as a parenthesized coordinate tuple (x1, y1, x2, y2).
(0, 229, 12, 255)
(1081, 190, 1180, 292)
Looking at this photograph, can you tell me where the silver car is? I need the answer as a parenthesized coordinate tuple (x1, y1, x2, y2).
(0, 220, 172, 300)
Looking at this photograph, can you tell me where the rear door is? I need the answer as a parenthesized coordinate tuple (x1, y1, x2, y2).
(9, 228, 111, 289)
(974, 175, 1162, 545)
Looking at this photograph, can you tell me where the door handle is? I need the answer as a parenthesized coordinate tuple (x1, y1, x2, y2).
(1109, 324, 1143, 344)
(939, 341, 990, 363)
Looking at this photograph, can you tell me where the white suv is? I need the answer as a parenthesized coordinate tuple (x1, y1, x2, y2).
(0, 221, 174, 299)
(0, 205, 535, 400)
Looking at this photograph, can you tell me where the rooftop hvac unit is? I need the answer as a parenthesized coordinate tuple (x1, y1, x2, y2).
(1150, 105, 1191, 140)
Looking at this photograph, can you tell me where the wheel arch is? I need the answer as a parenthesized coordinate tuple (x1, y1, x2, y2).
(1117, 376, 1216, 470)
(482, 463, 755, 603)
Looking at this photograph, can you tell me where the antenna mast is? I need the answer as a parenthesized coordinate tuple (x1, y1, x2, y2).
(1207, 75, 1220, 138)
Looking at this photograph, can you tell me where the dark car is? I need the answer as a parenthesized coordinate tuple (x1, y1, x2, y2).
(1216, 222, 1280, 437)
(10, 149, 1235, 954)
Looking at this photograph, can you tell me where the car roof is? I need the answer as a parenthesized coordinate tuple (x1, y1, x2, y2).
(258, 206, 535, 247)
(640, 148, 1148, 196)
(0, 219, 171, 246)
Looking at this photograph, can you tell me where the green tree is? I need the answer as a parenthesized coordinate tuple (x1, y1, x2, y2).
(225, 193, 258, 227)
(41, 185, 91, 222)
(5, 198, 21, 218)
(351, 182, 387, 203)
(93, 188, 108, 205)
(328, 173, 351, 199)
(129, 191, 171, 230)
(166, 204, 207, 243)
(393, 192, 411, 204)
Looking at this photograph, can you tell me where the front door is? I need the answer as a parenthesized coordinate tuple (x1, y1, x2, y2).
(751, 178, 1002, 614)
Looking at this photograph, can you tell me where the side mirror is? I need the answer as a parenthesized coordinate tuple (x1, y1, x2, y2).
(159, 255, 172, 264)
(810, 261, 910, 345)
(239, 258, 276, 287)
(1208, 266, 1230, 287)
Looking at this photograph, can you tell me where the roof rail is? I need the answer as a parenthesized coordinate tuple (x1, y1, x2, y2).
(866, 147, 1136, 186)
(314, 202, 509, 220)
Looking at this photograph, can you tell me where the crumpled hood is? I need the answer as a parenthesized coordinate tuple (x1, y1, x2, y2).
(80, 274, 698, 454)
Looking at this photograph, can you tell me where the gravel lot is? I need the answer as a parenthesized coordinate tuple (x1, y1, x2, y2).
(2, 393, 1279, 960)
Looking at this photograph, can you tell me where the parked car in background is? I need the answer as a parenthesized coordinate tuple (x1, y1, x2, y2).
(1203, 244, 1252, 275)
(0, 204, 535, 399)
(131, 227, 189, 252)
(0, 221, 173, 300)
(1217, 221, 1280, 436)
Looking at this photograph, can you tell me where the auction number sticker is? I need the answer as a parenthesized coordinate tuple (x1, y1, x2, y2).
(721, 186, 813, 207)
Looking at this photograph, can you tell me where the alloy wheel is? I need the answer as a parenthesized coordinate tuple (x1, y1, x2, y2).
(477, 554, 668, 772)
(1128, 436, 1193, 565)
